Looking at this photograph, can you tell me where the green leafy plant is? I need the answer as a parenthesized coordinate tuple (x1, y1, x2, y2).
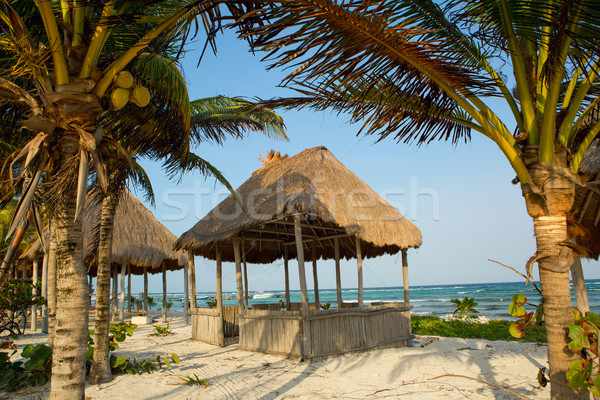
(565, 310, 600, 394)
(166, 301, 173, 311)
(320, 302, 331, 310)
(177, 373, 209, 387)
(206, 299, 217, 308)
(0, 278, 46, 337)
(508, 294, 544, 339)
(0, 344, 52, 392)
(147, 297, 156, 310)
(150, 323, 172, 337)
(450, 297, 479, 319)
(412, 315, 546, 342)
(110, 353, 180, 375)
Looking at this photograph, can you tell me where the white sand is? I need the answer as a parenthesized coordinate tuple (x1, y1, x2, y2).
(6, 314, 550, 399)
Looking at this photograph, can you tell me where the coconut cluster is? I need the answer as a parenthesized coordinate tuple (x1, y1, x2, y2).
(110, 71, 151, 110)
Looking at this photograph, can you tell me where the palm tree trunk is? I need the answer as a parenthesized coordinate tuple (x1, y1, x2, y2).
(49, 137, 89, 400)
(89, 193, 118, 383)
(47, 223, 57, 347)
(532, 214, 587, 400)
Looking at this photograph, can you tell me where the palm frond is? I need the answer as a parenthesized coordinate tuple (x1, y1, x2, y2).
(190, 96, 286, 144)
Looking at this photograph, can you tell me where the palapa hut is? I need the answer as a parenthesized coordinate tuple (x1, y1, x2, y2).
(175, 146, 422, 360)
(21, 191, 190, 328)
(83, 191, 189, 323)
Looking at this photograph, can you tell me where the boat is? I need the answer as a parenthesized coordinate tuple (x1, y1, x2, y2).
(252, 291, 276, 299)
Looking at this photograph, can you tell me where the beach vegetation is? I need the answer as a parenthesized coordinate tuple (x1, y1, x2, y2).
(450, 297, 479, 320)
(412, 315, 546, 343)
(206, 299, 217, 308)
(320, 302, 331, 310)
(150, 323, 173, 337)
(0, 344, 52, 392)
(166, 301, 173, 311)
(234, 1, 600, 396)
(177, 373, 209, 387)
(147, 297, 156, 311)
(565, 309, 600, 395)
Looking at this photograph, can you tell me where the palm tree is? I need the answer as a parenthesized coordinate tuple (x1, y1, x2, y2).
(88, 94, 285, 383)
(236, 1, 600, 398)
(0, 1, 249, 398)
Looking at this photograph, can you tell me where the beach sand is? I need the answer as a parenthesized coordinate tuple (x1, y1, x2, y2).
(7, 312, 550, 399)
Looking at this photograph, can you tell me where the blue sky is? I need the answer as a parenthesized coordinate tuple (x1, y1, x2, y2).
(126, 30, 600, 294)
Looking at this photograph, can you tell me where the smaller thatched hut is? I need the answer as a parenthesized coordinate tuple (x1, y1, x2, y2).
(20, 191, 190, 328)
(176, 146, 422, 360)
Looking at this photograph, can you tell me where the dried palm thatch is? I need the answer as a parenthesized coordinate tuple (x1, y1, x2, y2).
(83, 191, 186, 276)
(572, 140, 600, 260)
(175, 146, 422, 263)
(20, 191, 186, 275)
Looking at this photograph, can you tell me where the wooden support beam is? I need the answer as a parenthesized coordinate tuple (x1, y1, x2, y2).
(312, 240, 319, 306)
(162, 265, 167, 323)
(334, 237, 342, 307)
(184, 258, 189, 324)
(284, 246, 290, 310)
(294, 214, 311, 358)
(571, 257, 590, 315)
(356, 237, 363, 308)
(112, 269, 118, 322)
(32, 259, 38, 331)
(216, 243, 224, 346)
(143, 267, 148, 312)
(188, 251, 197, 309)
(127, 265, 131, 313)
(119, 264, 126, 322)
(41, 252, 48, 333)
(283, 233, 351, 246)
(242, 240, 249, 310)
(233, 237, 245, 315)
(402, 249, 410, 306)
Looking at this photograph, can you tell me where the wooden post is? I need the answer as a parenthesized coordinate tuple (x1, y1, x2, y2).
(184, 258, 189, 324)
(188, 251, 197, 310)
(127, 265, 132, 313)
(312, 240, 319, 306)
(143, 267, 148, 312)
(112, 269, 118, 321)
(242, 240, 249, 310)
(402, 249, 410, 306)
(233, 237, 245, 313)
(334, 237, 342, 308)
(119, 264, 126, 322)
(571, 257, 590, 315)
(284, 246, 290, 310)
(215, 243, 224, 346)
(162, 265, 167, 323)
(32, 259, 39, 331)
(356, 237, 363, 308)
(294, 214, 311, 358)
(22, 262, 27, 279)
(41, 252, 48, 333)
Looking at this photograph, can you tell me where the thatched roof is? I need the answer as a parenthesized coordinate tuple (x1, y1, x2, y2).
(572, 140, 600, 260)
(20, 192, 187, 275)
(84, 191, 187, 275)
(175, 146, 422, 263)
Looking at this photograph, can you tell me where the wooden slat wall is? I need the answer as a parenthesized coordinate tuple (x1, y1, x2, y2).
(191, 308, 221, 345)
(305, 305, 412, 359)
(240, 309, 302, 358)
(222, 305, 239, 337)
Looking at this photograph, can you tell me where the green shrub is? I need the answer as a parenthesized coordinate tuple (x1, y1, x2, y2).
(411, 315, 546, 343)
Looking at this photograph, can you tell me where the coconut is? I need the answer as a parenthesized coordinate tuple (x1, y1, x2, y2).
(131, 86, 150, 107)
(111, 88, 130, 110)
(115, 71, 134, 89)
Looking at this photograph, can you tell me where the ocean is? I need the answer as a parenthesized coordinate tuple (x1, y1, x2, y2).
(142, 279, 600, 319)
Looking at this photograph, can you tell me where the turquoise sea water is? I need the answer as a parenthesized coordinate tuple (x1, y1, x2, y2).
(144, 279, 600, 319)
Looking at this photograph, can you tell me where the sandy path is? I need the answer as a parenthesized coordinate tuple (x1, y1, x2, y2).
(6, 315, 550, 399)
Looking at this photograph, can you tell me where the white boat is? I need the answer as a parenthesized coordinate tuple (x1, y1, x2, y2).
(252, 291, 276, 299)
